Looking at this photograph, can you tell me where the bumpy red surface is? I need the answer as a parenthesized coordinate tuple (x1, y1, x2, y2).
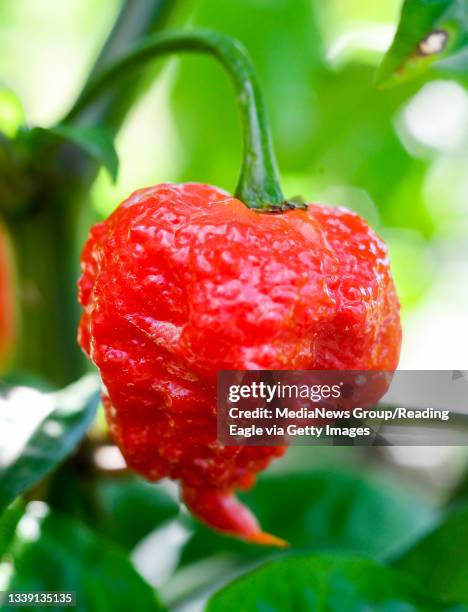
(78, 183, 401, 543)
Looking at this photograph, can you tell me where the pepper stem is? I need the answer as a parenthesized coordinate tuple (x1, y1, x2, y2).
(64, 29, 299, 212)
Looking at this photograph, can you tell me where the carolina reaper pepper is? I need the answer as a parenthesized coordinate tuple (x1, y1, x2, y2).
(74, 31, 401, 544)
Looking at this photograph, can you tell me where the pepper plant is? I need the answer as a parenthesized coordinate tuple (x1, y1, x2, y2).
(0, 0, 468, 610)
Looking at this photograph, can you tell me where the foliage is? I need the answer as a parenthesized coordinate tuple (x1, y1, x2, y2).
(396, 506, 468, 606)
(378, 0, 468, 87)
(24, 125, 119, 182)
(179, 470, 434, 568)
(0, 376, 100, 514)
(206, 556, 456, 612)
(7, 505, 166, 612)
(0, 0, 467, 610)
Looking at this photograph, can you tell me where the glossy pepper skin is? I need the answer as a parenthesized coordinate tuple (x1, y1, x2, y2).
(78, 183, 401, 543)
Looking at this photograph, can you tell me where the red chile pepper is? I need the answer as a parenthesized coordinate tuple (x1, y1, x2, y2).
(74, 31, 401, 545)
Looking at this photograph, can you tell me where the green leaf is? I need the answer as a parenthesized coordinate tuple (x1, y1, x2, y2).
(51, 124, 119, 182)
(0, 87, 25, 137)
(26, 124, 119, 182)
(179, 470, 435, 568)
(377, 0, 468, 87)
(0, 375, 100, 515)
(0, 499, 24, 558)
(45, 466, 180, 552)
(6, 505, 165, 611)
(95, 477, 180, 551)
(206, 555, 455, 612)
(395, 505, 468, 605)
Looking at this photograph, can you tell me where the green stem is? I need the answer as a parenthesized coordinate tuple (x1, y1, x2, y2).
(1, 2, 185, 388)
(65, 29, 294, 212)
(4, 187, 86, 387)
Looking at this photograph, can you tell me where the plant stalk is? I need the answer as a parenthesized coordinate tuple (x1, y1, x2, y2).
(2, 1, 186, 387)
(65, 29, 293, 211)
(4, 184, 86, 387)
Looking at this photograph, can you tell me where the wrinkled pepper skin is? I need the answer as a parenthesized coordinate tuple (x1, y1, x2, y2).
(78, 183, 401, 543)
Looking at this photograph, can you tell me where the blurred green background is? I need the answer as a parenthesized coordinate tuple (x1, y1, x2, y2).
(1, 1, 468, 610)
